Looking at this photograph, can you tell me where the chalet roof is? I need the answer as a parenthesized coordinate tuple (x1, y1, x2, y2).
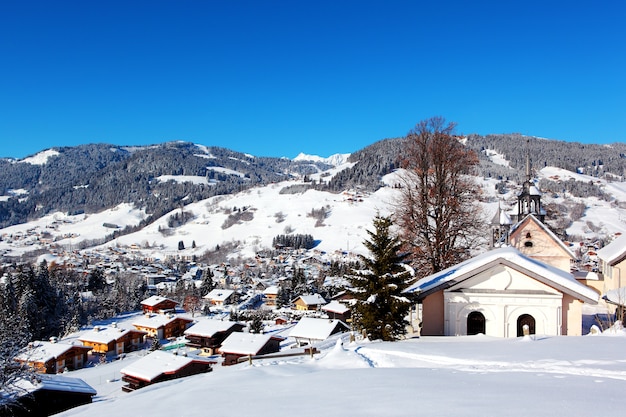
(296, 294, 326, 306)
(203, 289, 235, 301)
(120, 351, 210, 382)
(132, 314, 192, 330)
(263, 285, 279, 295)
(321, 300, 350, 315)
(404, 246, 598, 304)
(79, 326, 146, 344)
(220, 332, 279, 355)
(510, 214, 576, 260)
(604, 287, 626, 307)
(597, 234, 626, 265)
(16, 341, 90, 363)
(37, 375, 97, 396)
(184, 319, 240, 337)
(288, 317, 350, 341)
(141, 295, 177, 307)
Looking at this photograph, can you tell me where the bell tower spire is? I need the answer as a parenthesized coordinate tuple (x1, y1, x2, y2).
(514, 138, 544, 223)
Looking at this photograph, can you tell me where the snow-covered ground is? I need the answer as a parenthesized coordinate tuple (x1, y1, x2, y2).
(59, 323, 626, 417)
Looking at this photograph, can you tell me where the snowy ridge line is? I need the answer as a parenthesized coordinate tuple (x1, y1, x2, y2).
(353, 346, 626, 381)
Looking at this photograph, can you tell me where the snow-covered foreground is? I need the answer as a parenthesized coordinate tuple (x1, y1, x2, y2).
(61, 331, 626, 417)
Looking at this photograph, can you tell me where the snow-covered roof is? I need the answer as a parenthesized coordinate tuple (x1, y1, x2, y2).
(16, 341, 89, 363)
(79, 326, 145, 344)
(37, 374, 97, 396)
(120, 351, 208, 382)
(263, 285, 279, 295)
(203, 289, 235, 301)
(604, 287, 626, 307)
(321, 300, 350, 314)
(220, 332, 277, 355)
(132, 314, 191, 329)
(184, 319, 239, 337)
(141, 295, 177, 307)
(288, 317, 350, 341)
(405, 246, 598, 304)
(597, 234, 626, 265)
(296, 294, 326, 306)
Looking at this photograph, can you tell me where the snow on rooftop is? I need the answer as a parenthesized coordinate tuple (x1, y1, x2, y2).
(220, 332, 275, 355)
(288, 317, 348, 341)
(132, 314, 187, 329)
(184, 319, 238, 337)
(16, 341, 87, 363)
(204, 289, 234, 301)
(79, 326, 140, 344)
(141, 295, 176, 307)
(297, 294, 326, 305)
(604, 287, 626, 306)
(120, 351, 198, 382)
(321, 300, 350, 314)
(596, 234, 626, 265)
(405, 246, 599, 303)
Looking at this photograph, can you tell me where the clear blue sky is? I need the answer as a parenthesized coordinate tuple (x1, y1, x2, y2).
(1, 1, 624, 159)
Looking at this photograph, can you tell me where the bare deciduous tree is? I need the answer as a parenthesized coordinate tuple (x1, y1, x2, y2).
(395, 117, 486, 277)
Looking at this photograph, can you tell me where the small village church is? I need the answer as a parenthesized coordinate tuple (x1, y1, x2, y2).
(407, 148, 600, 337)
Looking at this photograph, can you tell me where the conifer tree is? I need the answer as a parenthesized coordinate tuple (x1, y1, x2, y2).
(347, 215, 413, 341)
(199, 268, 215, 297)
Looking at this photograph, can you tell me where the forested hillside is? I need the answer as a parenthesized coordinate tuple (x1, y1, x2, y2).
(0, 142, 331, 229)
(1, 135, 624, 234)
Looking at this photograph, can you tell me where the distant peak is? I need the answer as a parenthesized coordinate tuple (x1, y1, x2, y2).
(294, 152, 351, 166)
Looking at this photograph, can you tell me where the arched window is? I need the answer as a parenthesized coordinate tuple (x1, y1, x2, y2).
(467, 311, 486, 335)
(517, 314, 536, 337)
(525, 232, 532, 238)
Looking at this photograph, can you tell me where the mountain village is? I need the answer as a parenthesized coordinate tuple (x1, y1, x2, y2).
(2, 143, 626, 416)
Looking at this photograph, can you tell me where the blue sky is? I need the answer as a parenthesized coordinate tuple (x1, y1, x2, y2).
(1, 1, 624, 159)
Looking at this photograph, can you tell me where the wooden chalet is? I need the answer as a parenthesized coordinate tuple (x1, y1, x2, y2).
(293, 294, 326, 311)
(5, 375, 96, 417)
(140, 295, 178, 314)
(220, 332, 282, 366)
(321, 300, 351, 322)
(132, 314, 193, 340)
(120, 350, 213, 392)
(183, 319, 245, 354)
(16, 340, 92, 374)
(203, 288, 236, 306)
(288, 317, 350, 347)
(78, 325, 146, 355)
(263, 285, 280, 306)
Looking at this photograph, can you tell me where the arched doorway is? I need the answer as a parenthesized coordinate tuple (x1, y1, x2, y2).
(467, 311, 486, 335)
(517, 314, 536, 336)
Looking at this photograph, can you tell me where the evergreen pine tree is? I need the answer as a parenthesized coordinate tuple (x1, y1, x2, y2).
(347, 215, 413, 341)
(199, 268, 215, 297)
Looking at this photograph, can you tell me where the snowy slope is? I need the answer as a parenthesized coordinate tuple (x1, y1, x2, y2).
(2, 158, 626, 261)
(58, 329, 626, 417)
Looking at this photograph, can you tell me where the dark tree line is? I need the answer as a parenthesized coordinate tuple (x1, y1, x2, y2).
(0, 261, 148, 344)
(272, 234, 316, 250)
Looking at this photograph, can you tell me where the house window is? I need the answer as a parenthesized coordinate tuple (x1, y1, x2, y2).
(524, 241, 533, 247)
(525, 232, 532, 239)
(517, 314, 535, 337)
(467, 311, 486, 335)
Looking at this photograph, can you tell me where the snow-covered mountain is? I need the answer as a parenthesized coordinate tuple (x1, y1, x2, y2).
(2, 158, 626, 264)
(293, 152, 351, 166)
